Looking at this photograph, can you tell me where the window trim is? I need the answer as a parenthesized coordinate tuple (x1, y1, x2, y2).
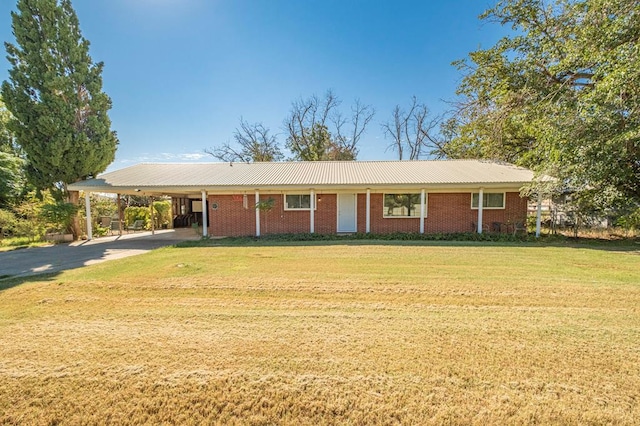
(284, 193, 317, 211)
(471, 192, 505, 210)
(383, 193, 424, 218)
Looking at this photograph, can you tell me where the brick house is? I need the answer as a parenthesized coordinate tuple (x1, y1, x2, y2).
(70, 160, 538, 238)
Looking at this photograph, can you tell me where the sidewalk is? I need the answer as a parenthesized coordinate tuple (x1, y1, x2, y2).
(0, 228, 200, 279)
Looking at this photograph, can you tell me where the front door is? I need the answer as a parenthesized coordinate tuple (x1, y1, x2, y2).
(337, 193, 357, 232)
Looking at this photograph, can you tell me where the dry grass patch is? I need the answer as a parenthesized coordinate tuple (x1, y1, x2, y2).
(1, 242, 639, 424)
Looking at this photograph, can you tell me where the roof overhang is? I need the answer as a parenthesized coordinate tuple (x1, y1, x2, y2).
(68, 160, 535, 197)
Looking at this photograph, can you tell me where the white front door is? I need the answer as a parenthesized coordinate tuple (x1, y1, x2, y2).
(337, 193, 357, 232)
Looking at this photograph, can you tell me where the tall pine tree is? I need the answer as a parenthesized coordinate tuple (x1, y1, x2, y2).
(1, 0, 117, 196)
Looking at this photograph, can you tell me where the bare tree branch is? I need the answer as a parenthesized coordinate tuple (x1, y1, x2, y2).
(285, 90, 374, 161)
(381, 97, 452, 160)
(206, 118, 282, 163)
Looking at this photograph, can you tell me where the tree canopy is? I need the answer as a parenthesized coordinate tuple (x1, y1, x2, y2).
(285, 90, 375, 161)
(446, 0, 640, 210)
(1, 0, 118, 195)
(0, 97, 26, 207)
(206, 118, 283, 163)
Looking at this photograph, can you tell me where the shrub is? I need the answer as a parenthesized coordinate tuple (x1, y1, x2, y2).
(616, 208, 640, 233)
(0, 208, 18, 237)
(40, 202, 78, 234)
(124, 206, 151, 229)
(152, 200, 171, 229)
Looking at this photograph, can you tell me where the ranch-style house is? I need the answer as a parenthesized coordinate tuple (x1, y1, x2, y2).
(69, 160, 543, 238)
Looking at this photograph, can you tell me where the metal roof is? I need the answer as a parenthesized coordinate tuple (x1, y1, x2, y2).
(68, 160, 534, 194)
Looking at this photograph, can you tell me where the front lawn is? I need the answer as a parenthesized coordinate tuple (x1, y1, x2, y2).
(1, 241, 638, 424)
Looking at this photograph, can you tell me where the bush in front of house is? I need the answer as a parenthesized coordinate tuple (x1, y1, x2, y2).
(124, 201, 172, 230)
(124, 206, 151, 229)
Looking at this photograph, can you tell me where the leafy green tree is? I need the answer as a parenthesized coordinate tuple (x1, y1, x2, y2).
(448, 0, 640, 210)
(0, 152, 25, 208)
(0, 97, 14, 152)
(1, 0, 118, 196)
(291, 123, 333, 161)
(0, 97, 26, 207)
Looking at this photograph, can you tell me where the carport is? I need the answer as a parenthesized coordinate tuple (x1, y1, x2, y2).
(68, 169, 211, 241)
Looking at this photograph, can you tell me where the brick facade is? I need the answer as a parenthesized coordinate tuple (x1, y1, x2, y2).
(206, 192, 528, 237)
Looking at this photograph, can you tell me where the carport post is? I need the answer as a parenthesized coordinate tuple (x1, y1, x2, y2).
(201, 190, 208, 237)
(84, 192, 93, 241)
(536, 192, 542, 238)
(150, 196, 155, 235)
(477, 188, 484, 234)
(117, 194, 123, 235)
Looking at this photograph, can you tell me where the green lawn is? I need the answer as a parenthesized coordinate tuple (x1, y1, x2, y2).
(1, 241, 639, 424)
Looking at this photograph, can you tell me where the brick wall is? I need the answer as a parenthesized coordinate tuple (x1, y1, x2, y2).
(426, 192, 527, 233)
(208, 194, 256, 237)
(357, 193, 420, 234)
(207, 191, 528, 236)
(207, 193, 338, 236)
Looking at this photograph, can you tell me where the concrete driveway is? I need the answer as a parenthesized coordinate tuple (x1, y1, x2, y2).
(0, 228, 200, 279)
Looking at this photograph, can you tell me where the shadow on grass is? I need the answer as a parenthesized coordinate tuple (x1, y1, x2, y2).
(0, 230, 199, 292)
(0, 272, 61, 292)
(176, 233, 640, 253)
(2, 232, 636, 294)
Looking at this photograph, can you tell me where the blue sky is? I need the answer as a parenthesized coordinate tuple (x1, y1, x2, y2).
(0, 0, 505, 171)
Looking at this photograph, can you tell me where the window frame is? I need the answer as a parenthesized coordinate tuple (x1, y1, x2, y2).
(284, 193, 317, 211)
(383, 193, 424, 218)
(471, 192, 505, 210)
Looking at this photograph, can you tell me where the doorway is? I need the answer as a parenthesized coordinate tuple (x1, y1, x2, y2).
(337, 193, 357, 232)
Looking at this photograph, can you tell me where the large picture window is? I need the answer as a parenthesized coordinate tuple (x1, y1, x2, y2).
(471, 192, 505, 209)
(285, 194, 315, 210)
(384, 193, 422, 217)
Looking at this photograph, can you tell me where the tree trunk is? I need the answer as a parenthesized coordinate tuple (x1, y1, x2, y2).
(67, 190, 82, 240)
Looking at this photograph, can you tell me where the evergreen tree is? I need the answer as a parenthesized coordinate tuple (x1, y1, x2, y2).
(1, 0, 118, 195)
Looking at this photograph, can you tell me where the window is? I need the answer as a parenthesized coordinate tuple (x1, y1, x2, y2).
(384, 193, 422, 217)
(285, 194, 315, 210)
(471, 192, 505, 209)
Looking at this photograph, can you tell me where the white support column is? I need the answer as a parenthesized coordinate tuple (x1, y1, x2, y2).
(150, 196, 155, 235)
(84, 192, 93, 241)
(117, 194, 123, 236)
(255, 190, 261, 237)
(366, 189, 371, 233)
(201, 190, 208, 237)
(536, 192, 543, 238)
(477, 188, 484, 234)
(310, 189, 315, 234)
(420, 189, 426, 234)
